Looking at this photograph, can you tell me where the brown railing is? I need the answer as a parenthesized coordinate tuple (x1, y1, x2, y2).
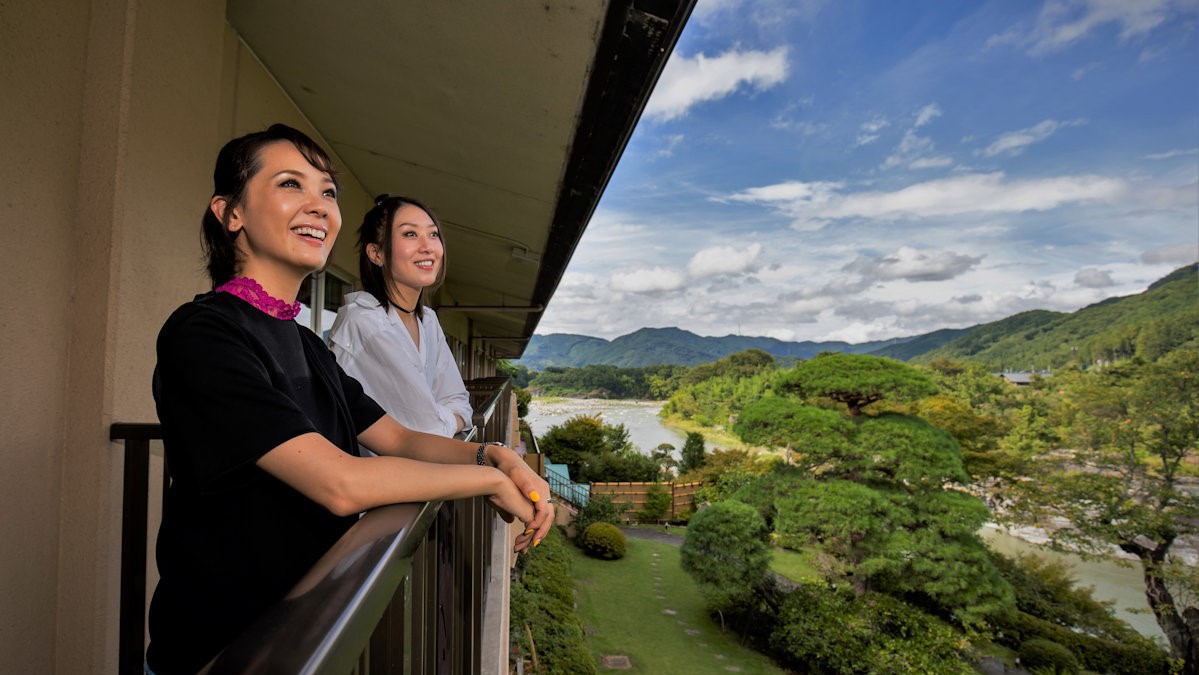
(111, 377, 518, 675)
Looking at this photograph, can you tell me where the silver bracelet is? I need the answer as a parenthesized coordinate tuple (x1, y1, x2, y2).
(476, 441, 506, 466)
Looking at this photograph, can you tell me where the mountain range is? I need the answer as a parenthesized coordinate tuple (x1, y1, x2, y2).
(517, 265, 1197, 371)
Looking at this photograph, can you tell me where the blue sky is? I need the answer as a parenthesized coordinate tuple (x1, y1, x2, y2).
(535, 0, 1199, 343)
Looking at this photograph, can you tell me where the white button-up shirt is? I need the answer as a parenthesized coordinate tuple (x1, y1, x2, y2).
(329, 291, 472, 438)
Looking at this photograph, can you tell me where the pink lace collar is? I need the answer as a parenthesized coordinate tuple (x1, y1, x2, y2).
(215, 277, 301, 320)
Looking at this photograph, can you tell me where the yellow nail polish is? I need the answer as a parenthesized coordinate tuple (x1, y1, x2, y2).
(524, 528, 534, 535)
(534, 538, 541, 548)
(528, 491, 540, 502)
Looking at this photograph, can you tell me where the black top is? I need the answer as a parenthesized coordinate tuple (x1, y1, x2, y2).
(146, 292, 385, 674)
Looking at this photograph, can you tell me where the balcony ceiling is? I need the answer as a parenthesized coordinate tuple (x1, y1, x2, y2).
(227, 0, 692, 357)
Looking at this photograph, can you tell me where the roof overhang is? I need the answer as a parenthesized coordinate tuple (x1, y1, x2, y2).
(227, 0, 693, 357)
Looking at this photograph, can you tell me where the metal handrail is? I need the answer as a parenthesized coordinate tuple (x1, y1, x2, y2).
(545, 464, 589, 509)
(201, 501, 443, 674)
(112, 378, 516, 675)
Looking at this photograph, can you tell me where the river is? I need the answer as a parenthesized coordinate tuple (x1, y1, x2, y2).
(526, 397, 1167, 642)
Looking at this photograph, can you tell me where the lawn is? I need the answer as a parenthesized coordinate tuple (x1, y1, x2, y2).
(571, 537, 790, 674)
(768, 546, 822, 584)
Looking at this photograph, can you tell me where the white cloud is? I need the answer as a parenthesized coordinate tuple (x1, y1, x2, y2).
(909, 156, 954, 169)
(688, 243, 763, 277)
(644, 47, 789, 122)
(726, 180, 844, 204)
(914, 103, 942, 128)
(609, 267, 687, 293)
(763, 328, 797, 341)
(655, 134, 686, 158)
(1143, 147, 1199, 160)
(882, 129, 936, 169)
(856, 117, 889, 146)
(1074, 267, 1115, 287)
(843, 246, 983, 282)
(1022, 0, 1186, 55)
(1141, 242, 1199, 265)
(729, 172, 1128, 222)
(1071, 62, 1102, 79)
(978, 119, 1085, 157)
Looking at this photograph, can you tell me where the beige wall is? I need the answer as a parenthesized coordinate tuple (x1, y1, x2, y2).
(1, 1, 91, 671)
(0, 1, 373, 671)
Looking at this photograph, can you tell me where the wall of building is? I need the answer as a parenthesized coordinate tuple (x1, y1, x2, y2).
(1, 1, 92, 671)
(0, 1, 374, 671)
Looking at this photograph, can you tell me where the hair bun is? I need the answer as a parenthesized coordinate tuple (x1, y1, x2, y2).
(374, 193, 390, 206)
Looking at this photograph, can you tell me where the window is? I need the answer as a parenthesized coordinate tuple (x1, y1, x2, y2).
(296, 269, 353, 341)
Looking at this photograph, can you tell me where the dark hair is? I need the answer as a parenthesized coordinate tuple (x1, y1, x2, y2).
(201, 123, 339, 287)
(357, 194, 448, 318)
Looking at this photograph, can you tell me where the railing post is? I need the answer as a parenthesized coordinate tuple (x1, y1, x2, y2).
(110, 423, 162, 675)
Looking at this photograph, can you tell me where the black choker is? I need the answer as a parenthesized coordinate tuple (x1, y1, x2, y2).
(394, 303, 417, 315)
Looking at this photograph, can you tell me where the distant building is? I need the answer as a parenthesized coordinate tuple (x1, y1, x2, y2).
(997, 371, 1052, 386)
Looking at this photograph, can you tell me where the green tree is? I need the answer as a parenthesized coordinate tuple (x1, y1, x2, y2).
(513, 385, 531, 418)
(680, 348, 776, 387)
(734, 399, 854, 457)
(1011, 349, 1199, 671)
(538, 414, 630, 477)
(765, 356, 1011, 626)
(775, 352, 938, 416)
(651, 443, 677, 479)
(680, 500, 773, 614)
(679, 431, 706, 473)
(638, 483, 671, 523)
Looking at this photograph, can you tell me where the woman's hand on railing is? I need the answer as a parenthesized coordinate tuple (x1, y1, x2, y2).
(487, 445, 554, 552)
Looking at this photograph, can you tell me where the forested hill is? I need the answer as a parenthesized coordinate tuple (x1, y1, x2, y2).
(518, 265, 1197, 371)
(516, 326, 905, 369)
(911, 263, 1197, 370)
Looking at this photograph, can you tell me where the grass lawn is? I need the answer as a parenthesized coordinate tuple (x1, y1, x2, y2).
(768, 547, 822, 584)
(571, 537, 790, 674)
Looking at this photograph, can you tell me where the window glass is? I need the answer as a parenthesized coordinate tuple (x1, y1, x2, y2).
(294, 270, 353, 341)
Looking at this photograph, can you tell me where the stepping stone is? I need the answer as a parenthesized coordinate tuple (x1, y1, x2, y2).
(714, 653, 726, 660)
(655, 595, 666, 600)
(662, 608, 677, 615)
(676, 620, 687, 625)
(600, 654, 632, 669)
(725, 667, 742, 672)
(685, 628, 701, 635)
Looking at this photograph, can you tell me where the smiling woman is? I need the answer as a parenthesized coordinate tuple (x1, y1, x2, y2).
(146, 126, 552, 674)
(328, 195, 475, 438)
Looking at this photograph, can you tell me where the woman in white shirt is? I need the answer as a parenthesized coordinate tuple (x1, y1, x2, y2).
(330, 194, 473, 438)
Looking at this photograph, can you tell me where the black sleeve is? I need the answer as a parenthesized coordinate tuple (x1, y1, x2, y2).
(156, 307, 319, 491)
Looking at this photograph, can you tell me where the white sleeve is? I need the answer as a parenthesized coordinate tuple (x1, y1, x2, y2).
(427, 312, 474, 435)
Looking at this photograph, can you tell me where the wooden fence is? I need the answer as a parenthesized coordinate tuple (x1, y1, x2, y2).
(588, 481, 702, 522)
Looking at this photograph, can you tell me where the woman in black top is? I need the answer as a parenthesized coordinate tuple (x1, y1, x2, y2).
(146, 124, 552, 674)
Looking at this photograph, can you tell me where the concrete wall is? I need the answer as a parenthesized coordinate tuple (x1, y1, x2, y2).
(0, 1, 373, 671)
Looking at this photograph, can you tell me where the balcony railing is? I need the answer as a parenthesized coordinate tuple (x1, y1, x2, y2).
(111, 377, 520, 675)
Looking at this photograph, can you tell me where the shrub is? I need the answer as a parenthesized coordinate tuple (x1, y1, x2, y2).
(571, 493, 623, 541)
(580, 522, 626, 560)
(637, 483, 671, 523)
(991, 608, 1170, 675)
(680, 500, 772, 612)
(770, 584, 974, 675)
(509, 528, 597, 674)
(1019, 638, 1079, 675)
